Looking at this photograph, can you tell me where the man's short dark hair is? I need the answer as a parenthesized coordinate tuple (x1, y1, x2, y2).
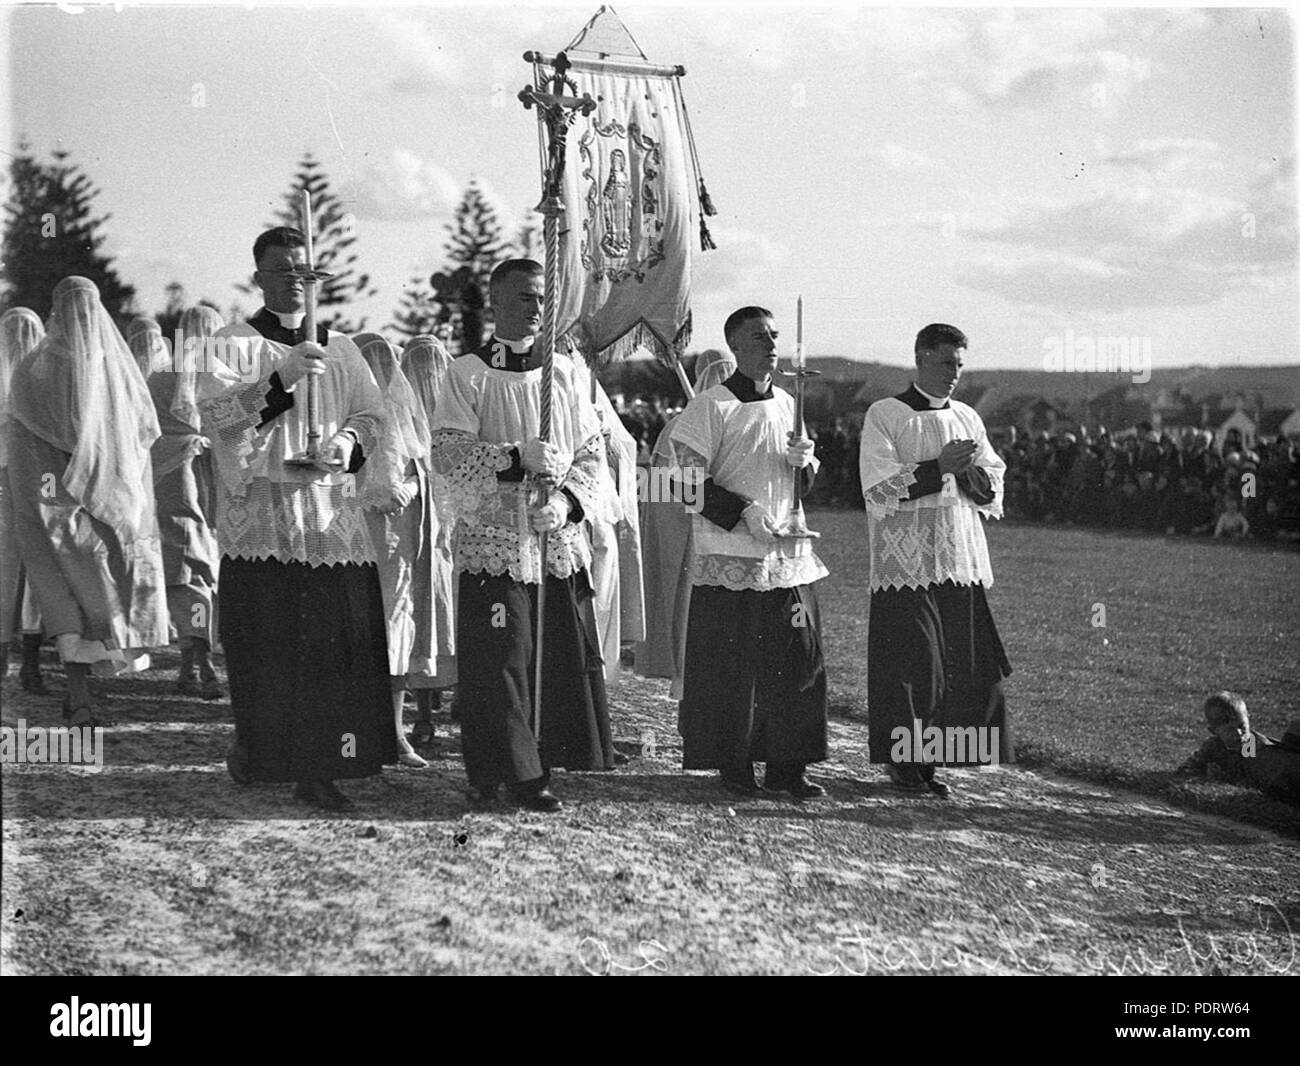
(489, 258, 543, 297)
(723, 306, 773, 348)
(253, 226, 305, 267)
(914, 323, 968, 354)
(1204, 691, 1249, 730)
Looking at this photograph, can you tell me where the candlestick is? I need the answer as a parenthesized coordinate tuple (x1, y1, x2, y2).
(301, 190, 314, 264)
(795, 294, 805, 368)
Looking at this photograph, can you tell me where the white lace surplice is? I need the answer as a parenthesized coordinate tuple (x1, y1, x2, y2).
(668, 384, 828, 592)
(429, 354, 604, 585)
(858, 397, 1004, 592)
(197, 324, 384, 567)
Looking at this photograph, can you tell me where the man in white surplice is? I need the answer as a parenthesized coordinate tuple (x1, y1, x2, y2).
(667, 306, 829, 799)
(429, 258, 615, 813)
(198, 226, 394, 811)
(858, 322, 1014, 798)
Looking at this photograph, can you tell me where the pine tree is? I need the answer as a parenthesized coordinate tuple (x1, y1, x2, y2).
(155, 280, 187, 335)
(244, 153, 377, 333)
(436, 180, 508, 352)
(389, 272, 441, 340)
(155, 281, 222, 336)
(514, 209, 542, 259)
(1, 142, 136, 318)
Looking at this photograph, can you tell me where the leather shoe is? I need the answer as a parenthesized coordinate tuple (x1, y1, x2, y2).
(925, 775, 952, 798)
(513, 787, 563, 813)
(294, 780, 353, 811)
(886, 764, 929, 793)
(719, 767, 759, 796)
(466, 783, 498, 805)
(767, 773, 826, 799)
(226, 743, 252, 785)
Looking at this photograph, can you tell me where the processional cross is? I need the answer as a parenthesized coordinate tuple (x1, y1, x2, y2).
(517, 53, 597, 736)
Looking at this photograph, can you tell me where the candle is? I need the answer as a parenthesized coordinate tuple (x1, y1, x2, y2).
(301, 190, 314, 267)
(795, 294, 805, 368)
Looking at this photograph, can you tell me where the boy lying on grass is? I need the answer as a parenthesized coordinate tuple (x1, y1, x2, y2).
(1176, 691, 1300, 806)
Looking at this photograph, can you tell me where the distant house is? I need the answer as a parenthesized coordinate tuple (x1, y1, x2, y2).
(1257, 407, 1300, 441)
(1216, 406, 1256, 452)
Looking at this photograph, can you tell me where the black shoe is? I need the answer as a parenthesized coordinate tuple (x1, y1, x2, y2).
(886, 764, 929, 793)
(19, 667, 47, 695)
(613, 751, 630, 766)
(294, 780, 353, 811)
(926, 775, 952, 798)
(200, 678, 225, 701)
(409, 720, 436, 748)
(226, 743, 252, 785)
(176, 676, 201, 696)
(719, 767, 759, 796)
(466, 783, 498, 805)
(767, 773, 826, 799)
(512, 787, 562, 813)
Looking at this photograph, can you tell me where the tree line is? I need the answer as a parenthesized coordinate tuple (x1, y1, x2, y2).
(1, 143, 535, 352)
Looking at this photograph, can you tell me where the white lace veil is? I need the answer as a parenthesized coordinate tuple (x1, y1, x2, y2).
(400, 334, 454, 430)
(171, 305, 225, 429)
(0, 308, 46, 464)
(353, 332, 431, 504)
(9, 277, 160, 538)
(127, 316, 168, 379)
(694, 348, 736, 392)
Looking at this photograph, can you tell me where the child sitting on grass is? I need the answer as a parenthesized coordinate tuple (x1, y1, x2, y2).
(1176, 691, 1300, 805)
(1213, 497, 1250, 539)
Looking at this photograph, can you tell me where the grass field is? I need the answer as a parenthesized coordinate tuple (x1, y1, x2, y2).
(2, 516, 1297, 975)
(815, 512, 1300, 834)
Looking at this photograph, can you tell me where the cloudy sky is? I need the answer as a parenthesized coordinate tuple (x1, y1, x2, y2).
(3, 2, 1296, 370)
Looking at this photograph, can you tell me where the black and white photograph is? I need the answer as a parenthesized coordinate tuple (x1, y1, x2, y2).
(1, 0, 1297, 999)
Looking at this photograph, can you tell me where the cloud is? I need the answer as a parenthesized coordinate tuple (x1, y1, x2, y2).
(877, 9, 1156, 111)
(957, 154, 1296, 309)
(693, 224, 787, 297)
(371, 11, 465, 95)
(340, 150, 461, 221)
(865, 142, 932, 172)
(1102, 138, 1222, 178)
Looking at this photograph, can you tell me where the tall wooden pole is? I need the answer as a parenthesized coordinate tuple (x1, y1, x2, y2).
(519, 54, 596, 738)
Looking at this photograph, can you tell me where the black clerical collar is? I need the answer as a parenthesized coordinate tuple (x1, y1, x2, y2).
(249, 307, 327, 346)
(897, 383, 951, 411)
(475, 335, 540, 373)
(723, 370, 774, 402)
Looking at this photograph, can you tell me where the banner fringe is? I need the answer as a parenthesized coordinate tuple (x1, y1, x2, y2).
(563, 311, 692, 371)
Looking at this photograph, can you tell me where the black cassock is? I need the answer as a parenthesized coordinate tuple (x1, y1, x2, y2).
(435, 339, 615, 793)
(220, 310, 395, 783)
(865, 385, 1014, 767)
(674, 372, 828, 772)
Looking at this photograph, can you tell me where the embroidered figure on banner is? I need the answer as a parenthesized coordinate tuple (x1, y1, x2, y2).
(581, 118, 666, 284)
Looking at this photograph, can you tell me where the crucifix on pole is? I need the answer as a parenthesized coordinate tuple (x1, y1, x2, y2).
(517, 52, 596, 738)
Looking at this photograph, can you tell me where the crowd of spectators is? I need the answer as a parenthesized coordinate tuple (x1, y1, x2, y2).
(609, 393, 1300, 545)
(994, 425, 1300, 542)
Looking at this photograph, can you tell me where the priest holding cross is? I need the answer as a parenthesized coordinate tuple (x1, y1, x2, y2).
(198, 201, 394, 811)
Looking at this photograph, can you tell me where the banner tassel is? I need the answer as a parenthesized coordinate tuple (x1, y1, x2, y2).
(699, 217, 717, 252)
(698, 178, 717, 217)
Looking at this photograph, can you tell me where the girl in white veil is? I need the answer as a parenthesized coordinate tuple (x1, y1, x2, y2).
(400, 334, 459, 743)
(150, 305, 225, 697)
(8, 277, 169, 723)
(0, 307, 47, 686)
(355, 332, 450, 768)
